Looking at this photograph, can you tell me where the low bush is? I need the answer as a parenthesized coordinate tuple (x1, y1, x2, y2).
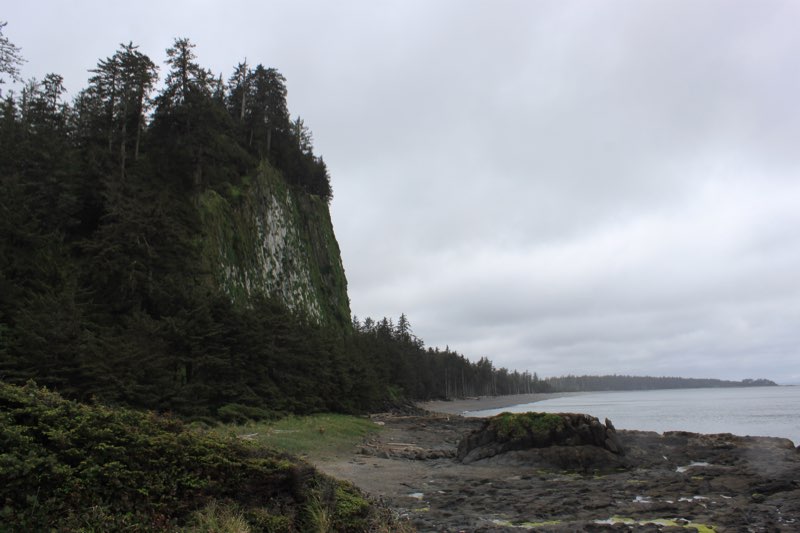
(0, 381, 395, 532)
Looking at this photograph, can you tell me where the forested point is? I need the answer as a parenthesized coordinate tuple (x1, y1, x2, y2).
(542, 375, 777, 392)
(0, 28, 775, 422)
(0, 33, 550, 419)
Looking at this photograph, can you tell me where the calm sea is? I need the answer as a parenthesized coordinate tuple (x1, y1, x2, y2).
(465, 386, 800, 445)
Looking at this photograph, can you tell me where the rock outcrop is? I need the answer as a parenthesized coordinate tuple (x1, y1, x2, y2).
(457, 412, 624, 469)
(318, 412, 800, 532)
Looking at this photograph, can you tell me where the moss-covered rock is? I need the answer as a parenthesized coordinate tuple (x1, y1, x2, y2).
(492, 411, 565, 441)
(457, 412, 625, 468)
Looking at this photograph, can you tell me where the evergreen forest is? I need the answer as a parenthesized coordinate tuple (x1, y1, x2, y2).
(0, 30, 774, 421)
(0, 34, 548, 421)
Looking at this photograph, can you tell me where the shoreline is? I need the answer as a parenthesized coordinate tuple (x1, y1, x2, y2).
(418, 391, 583, 416)
(314, 408, 800, 531)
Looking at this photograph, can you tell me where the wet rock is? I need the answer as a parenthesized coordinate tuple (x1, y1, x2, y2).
(605, 437, 620, 454)
(457, 412, 625, 466)
(317, 412, 800, 533)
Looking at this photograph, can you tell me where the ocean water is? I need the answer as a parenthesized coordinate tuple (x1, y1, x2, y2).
(465, 386, 800, 445)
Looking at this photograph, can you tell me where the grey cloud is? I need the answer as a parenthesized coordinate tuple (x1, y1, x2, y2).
(6, 1, 800, 382)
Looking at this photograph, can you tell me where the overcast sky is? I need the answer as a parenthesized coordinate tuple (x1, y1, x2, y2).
(5, 1, 800, 383)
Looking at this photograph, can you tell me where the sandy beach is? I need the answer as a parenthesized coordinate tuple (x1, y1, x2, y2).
(419, 392, 580, 416)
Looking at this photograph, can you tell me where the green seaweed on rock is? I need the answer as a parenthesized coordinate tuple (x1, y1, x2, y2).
(490, 412, 565, 440)
(597, 516, 717, 532)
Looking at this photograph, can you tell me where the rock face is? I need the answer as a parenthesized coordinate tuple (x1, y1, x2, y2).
(198, 163, 350, 328)
(457, 412, 624, 469)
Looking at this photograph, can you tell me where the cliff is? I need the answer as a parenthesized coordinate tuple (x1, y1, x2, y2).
(199, 164, 350, 329)
(1, 40, 371, 415)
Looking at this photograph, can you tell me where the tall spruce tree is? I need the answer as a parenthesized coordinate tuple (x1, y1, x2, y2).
(85, 43, 158, 180)
(244, 65, 290, 160)
(0, 21, 24, 92)
(226, 60, 250, 122)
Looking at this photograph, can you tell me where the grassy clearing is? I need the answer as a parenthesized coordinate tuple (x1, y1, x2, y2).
(216, 413, 383, 459)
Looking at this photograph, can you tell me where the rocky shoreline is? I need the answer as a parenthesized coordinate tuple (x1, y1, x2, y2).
(314, 407, 800, 532)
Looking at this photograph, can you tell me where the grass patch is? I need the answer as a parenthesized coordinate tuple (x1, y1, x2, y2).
(186, 500, 252, 532)
(217, 413, 382, 459)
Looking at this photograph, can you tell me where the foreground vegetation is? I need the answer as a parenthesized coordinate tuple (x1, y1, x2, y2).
(0, 381, 406, 532)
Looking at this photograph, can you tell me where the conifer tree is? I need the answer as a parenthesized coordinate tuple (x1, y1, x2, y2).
(226, 60, 250, 122)
(0, 21, 24, 93)
(152, 38, 218, 189)
(243, 65, 290, 160)
(85, 43, 158, 179)
(160, 37, 209, 108)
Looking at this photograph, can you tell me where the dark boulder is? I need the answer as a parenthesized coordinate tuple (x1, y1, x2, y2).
(457, 412, 625, 468)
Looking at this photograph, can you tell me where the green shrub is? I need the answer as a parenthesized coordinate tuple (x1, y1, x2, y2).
(216, 403, 277, 424)
(332, 482, 371, 530)
(0, 381, 393, 532)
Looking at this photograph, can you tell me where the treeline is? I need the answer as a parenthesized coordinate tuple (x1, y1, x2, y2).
(351, 315, 548, 402)
(0, 30, 544, 419)
(544, 374, 777, 392)
(1, 38, 331, 203)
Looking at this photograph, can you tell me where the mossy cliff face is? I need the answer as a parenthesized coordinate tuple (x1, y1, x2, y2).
(199, 164, 350, 328)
